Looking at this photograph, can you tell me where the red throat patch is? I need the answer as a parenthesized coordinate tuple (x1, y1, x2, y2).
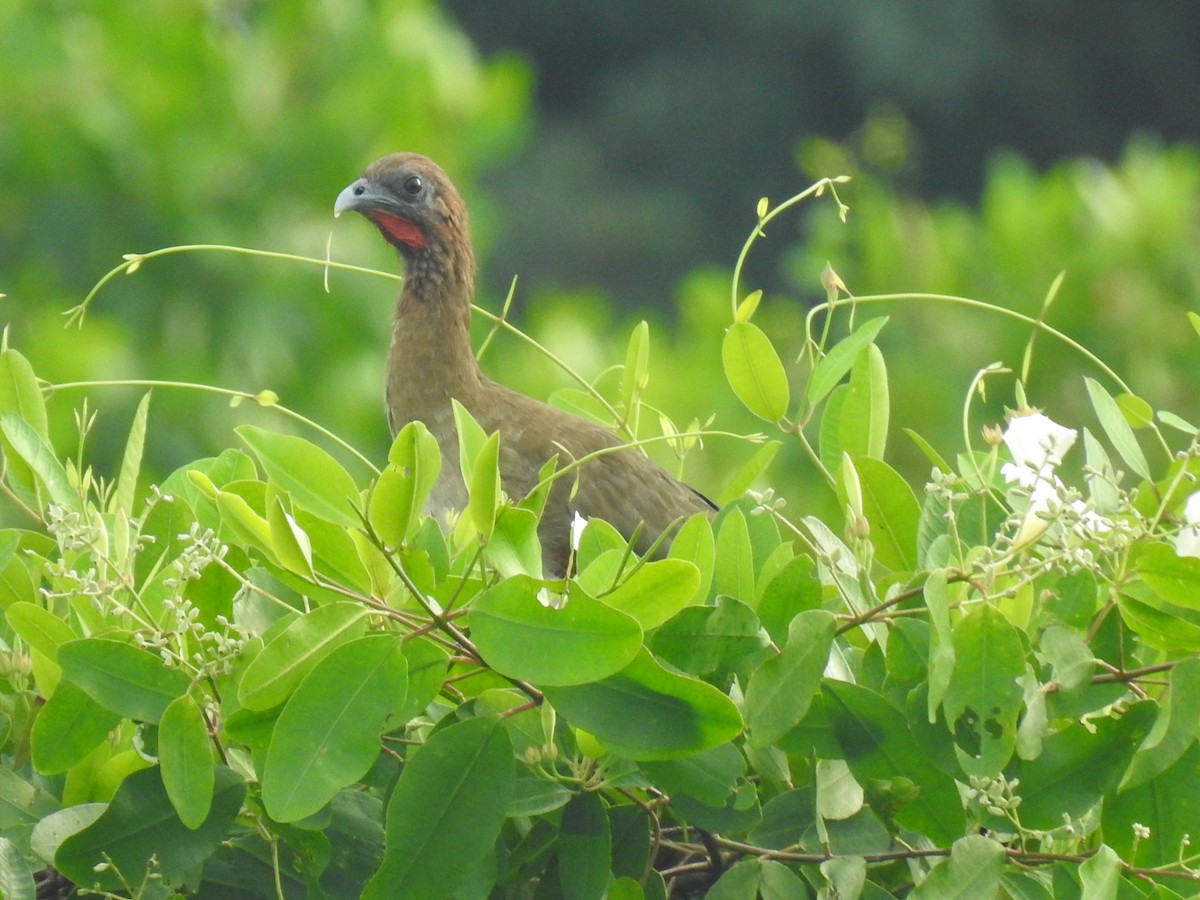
(369, 211, 426, 249)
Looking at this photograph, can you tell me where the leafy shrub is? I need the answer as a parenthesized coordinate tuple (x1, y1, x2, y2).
(1, 177, 1200, 899)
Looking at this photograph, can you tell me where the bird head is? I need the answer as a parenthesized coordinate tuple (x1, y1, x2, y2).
(334, 153, 470, 262)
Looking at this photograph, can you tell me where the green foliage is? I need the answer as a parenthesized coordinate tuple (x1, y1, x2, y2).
(7, 122, 1200, 894)
(0, 0, 531, 474)
(3, 204, 1200, 898)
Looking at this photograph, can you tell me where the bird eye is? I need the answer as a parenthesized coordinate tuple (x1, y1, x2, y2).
(403, 175, 423, 195)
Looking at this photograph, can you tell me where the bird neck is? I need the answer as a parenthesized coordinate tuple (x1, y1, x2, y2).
(386, 243, 482, 431)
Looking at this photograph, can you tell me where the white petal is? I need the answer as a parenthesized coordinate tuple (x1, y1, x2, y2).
(570, 511, 589, 552)
(1002, 412, 1077, 471)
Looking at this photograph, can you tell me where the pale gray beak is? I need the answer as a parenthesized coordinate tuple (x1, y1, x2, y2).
(334, 178, 371, 217)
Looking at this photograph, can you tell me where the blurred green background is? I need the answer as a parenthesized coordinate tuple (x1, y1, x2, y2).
(3, 0, 1199, 520)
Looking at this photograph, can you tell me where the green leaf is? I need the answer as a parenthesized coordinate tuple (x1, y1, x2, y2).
(667, 512, 715, 603)
(395, 636, 452, 724)
(159, 694, 215, 829)
(943, 605, 1025, 777)
(910, 834, 1004, 899)
(818, 384, 849, 474)
(370, 421, 441, 547)
(722, 322, 790, 422)
(853, 456, 920, 572)
(756, 555, 822, 646)
(0, 348, 49, 504)
(735, 289, 762, 323)
(925, 569, 956, 719)
(1084, 378, 1151, 483)
(1114, 392, 1153, 429)
(31, 680, 122, 775)
(1103, 740, 1200, 868)
(1016, 700, 1156, 830)
(640, 742, 745, 807)
(1122, 657, 1200, 790)
(706, 859, 763, 899)
(823, 679, 964, 845)
(452, 399, 489, 487)
(0, 835, 35, 900)
(262, 634, 407, 822)
(543, 648, 743, 760)
(469, 576, 642, 686)
(238, 601, 369, 710)
(266, 495, 315, 578)
(649, 596, 769, 679)
(0, 412, 81, 512)
(237, 425, 361, 528)
(213, 489, 274, 556)
(1077, 844, 1121, 900)
(468, 430, 501, 538)
(6, 601, 75, 659)
(621, 320, 650, 414)
(840, 342, 889, 460)
(111, 391, 151, 516)
(746, 611, 836, 747)
(482, 506, 543, 578)
(714, 506, 755, 601)
(58, 637, 191, 723)
(558, 791, 611, 900)
(55, 766, 245, 891)
(601, 558, 701, 630)
(362, 717, 514, 900)
(805, 316, 889, 408)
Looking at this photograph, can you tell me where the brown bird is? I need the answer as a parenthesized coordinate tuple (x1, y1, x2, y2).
(335, 153, 714, 575)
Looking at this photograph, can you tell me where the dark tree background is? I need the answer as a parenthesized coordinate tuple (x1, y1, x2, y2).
(445, 1, 1200, 305)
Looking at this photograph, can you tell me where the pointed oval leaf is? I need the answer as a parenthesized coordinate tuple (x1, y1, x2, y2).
(6, 601, 75, 659)
(111, 391, 151, 517)
(362, 717, 514, 900)
(621, 320, 650, 412)
(213, 489, 274, 556)
(854, 456, 920, 572)
(603, 558, 701, 629)
(943, 605, 1025, 777)
(266, 496, 315, 578)
(371, 421, 440, 547)
(31, 680, 122, 775)
(0, 412, 81, 512)
(469, 576, 642, 686)
(822, 679, 964, 845)
(1017, 700, 1156, 830)
(1084, 378, 1151, 483)
(840, 342, 889, 460)
(0, 348, 49, 503)
(236, 425, 361, 527)
(159, 694, 215, 829)
(55, 766, 245, 891)
(559, 791, 611, 900)
(805, 316, 889, 408)
(262, 634, 408, 822)
(910, 834, 1004, 899)
(468, 431, 501, 538)
(238, 601, 369, 711)
(722, 322, 789, 422)
(58, 638, 191, 723)
(543, 648, 743, 760)
(668, 512, 716, 603)
(746, 610, 836, 747)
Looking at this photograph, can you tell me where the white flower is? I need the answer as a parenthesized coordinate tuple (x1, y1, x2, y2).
(1001, 411, 1079, 549)
(1002, 412, 1078, 472)
(1174, 492, 1200, 558)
